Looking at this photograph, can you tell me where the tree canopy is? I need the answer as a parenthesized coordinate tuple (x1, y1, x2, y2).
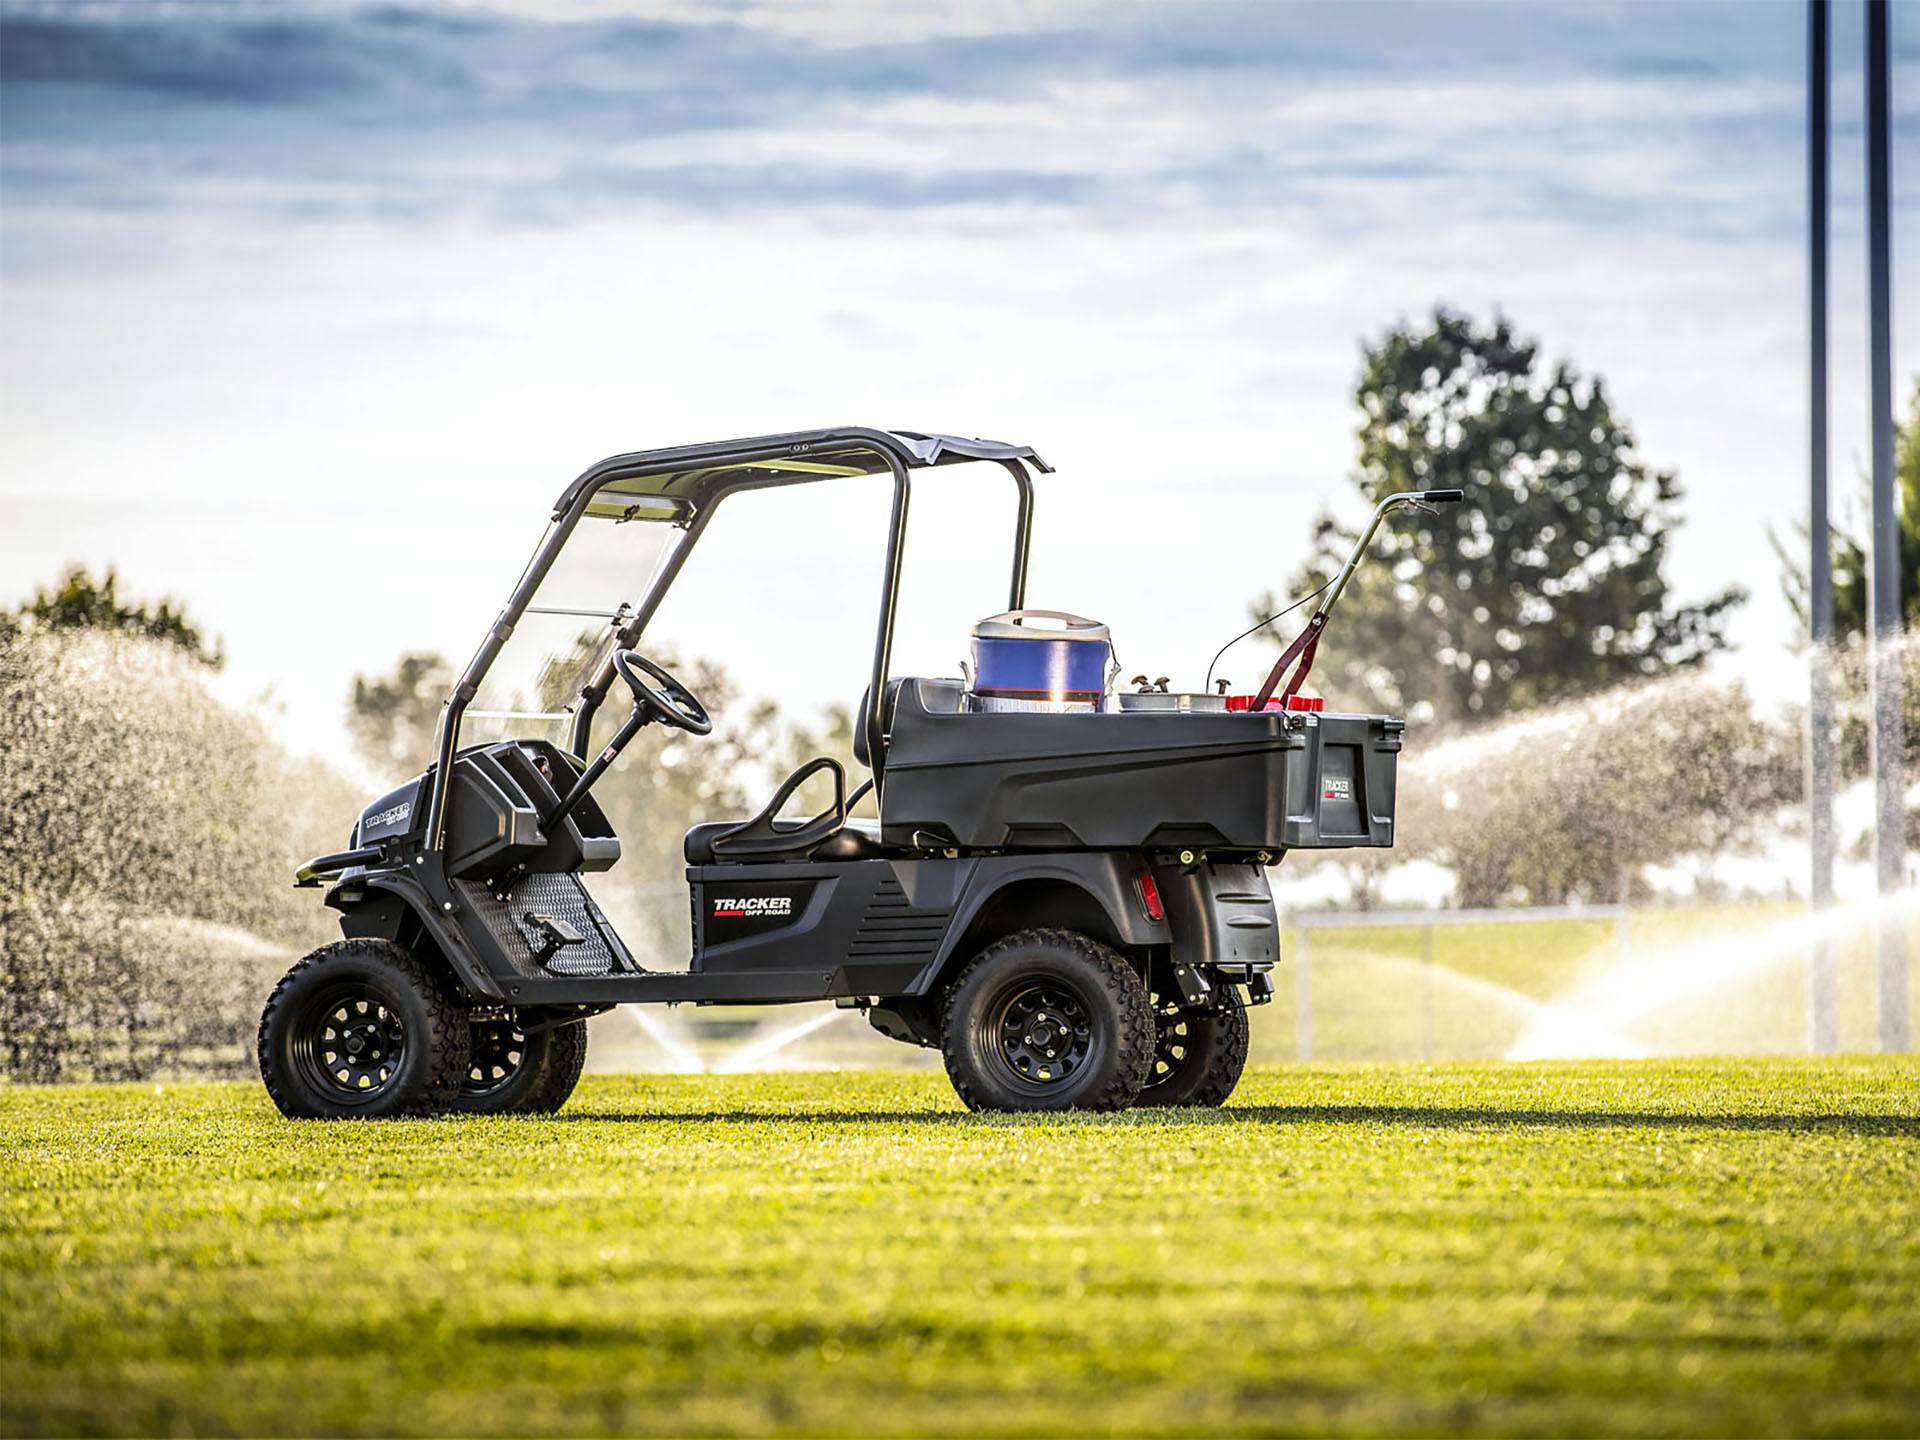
(347, 652, 453, 775)
(5, 566, 221, 669)
(1260, 310, 1740, 725)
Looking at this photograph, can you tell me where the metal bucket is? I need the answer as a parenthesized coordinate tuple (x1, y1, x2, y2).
(968, 610, 1111, 711)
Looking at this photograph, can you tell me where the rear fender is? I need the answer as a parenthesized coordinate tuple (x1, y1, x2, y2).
(909, 853, 1169, 995)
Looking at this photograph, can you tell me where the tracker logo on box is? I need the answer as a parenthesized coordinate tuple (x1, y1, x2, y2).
(1322, 777, 1352, 801)
(712, 896, 793, 919)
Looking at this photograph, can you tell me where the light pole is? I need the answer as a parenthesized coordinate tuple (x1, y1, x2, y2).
(1807, 0, 1838, 1054)
(1863, 0, 1909, 1052)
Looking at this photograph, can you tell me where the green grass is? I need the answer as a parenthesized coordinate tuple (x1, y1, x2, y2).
(4, 1061, 1919, 1437)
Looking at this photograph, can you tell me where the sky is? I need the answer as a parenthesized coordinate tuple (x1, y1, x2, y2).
(2, 0, 1917, 773)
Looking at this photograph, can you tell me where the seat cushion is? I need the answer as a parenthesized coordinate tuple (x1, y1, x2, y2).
(684, 817, 885, 866)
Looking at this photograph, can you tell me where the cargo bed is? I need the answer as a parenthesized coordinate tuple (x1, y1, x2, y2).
(878, 679, 1402, 852)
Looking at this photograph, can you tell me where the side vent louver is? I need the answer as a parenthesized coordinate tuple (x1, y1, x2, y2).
(847, 876, 950, 964)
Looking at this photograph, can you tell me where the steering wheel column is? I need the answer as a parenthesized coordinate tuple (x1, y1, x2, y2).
(543, 649, 711, 831)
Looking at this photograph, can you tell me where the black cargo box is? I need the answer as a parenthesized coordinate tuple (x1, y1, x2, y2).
(877, 679, 1402, 852)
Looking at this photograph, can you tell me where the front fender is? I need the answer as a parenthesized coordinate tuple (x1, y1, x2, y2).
(331, 873, 507, 1001)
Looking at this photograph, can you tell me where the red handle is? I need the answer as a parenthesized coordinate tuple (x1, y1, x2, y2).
(1250, 614, 1325, 708)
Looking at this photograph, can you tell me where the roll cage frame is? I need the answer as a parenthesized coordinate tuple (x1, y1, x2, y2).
(424, 427, 1050, 851)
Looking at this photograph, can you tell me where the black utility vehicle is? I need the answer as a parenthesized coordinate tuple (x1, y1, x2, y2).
(260, 428, 1446, 1118)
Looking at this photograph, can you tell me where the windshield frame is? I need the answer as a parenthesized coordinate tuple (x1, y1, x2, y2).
(422, 428, 1039, 850)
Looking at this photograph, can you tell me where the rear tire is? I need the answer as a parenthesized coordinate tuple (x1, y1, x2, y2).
(940, 928, 1153, 1113)
(257, 939, 469, 1120)
(1135, 985, 1248, 1108)
(452, 1016, 588, 1115)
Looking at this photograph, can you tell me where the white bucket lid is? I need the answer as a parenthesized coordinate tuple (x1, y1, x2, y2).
(971, 609, 1110, 643)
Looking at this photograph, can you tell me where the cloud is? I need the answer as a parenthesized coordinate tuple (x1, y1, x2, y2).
(7, 0, 1899, 246)
(7, 3, 1881, 205)
(0, 10, 470, 105)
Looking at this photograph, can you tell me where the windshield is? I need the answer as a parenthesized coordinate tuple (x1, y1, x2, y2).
(460, 517, 682, 750)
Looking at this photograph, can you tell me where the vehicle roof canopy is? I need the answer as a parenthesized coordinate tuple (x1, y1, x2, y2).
(555, 427, 1050, 522)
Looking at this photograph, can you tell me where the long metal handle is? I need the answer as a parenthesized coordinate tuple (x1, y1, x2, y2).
(1250, 487, 1462, 708)
(1315, 489, 1461, 624)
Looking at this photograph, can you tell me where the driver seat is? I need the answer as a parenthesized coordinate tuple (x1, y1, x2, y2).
(682, 757, 885, 865)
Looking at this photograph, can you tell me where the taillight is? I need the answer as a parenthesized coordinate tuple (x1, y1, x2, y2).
(1225, 693, 1325, 712)
(1135, 870, 1166, 922)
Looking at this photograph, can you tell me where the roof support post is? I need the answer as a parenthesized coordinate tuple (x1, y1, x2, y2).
(865, 453, 913, 788)
(998, 457, 1035, 610)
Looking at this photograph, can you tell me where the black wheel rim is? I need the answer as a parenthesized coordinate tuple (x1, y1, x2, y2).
(290, 985, 407, 1104)
(464, 1016, 529, 1097)
(1147, 989, 1193, 1086)
(986, 981, 1094, 1087)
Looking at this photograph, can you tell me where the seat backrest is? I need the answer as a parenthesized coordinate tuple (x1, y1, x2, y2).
(854, 677, 964, 768)
(852, 679, 899, 769)
(709, 756, 845, 859)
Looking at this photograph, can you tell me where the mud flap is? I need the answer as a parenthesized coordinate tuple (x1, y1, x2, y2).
(1151, 859, 1280, 973)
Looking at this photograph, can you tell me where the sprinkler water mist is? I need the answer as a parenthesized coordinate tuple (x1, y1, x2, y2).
(1250, 488, 1465, 709)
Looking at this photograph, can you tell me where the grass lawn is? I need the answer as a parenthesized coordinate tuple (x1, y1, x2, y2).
(4, 1060, 1918, 1437)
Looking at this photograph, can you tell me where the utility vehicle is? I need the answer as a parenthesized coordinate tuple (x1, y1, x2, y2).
(260, 427, 1447, 1118)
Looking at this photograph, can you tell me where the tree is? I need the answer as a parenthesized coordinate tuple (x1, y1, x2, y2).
(1777, 379, 1920, 640)
(1259, 310, 1741, 725)
(347, 652, 453, 775)
(4, 566, 221, 668)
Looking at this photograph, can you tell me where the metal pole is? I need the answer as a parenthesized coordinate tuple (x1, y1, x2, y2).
(1865, 0, 1910, 1052)
(1807, 0, 1840, 1054)
(1296, 925, 1312, 1063)
(864, 456, 913, 790)
(996, 456, 1035, 610)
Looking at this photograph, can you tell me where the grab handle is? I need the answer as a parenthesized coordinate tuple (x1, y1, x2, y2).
(977, 609, 1105, 632)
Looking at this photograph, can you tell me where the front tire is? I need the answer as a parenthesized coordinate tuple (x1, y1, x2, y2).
(452, 1015, 588, 1115)
(1135, 985, 1248, 1108)
(257, 939, 469, 1119)
(940, 928, 1153, 1113)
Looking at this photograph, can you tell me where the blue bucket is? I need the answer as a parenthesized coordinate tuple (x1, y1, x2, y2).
(969, 611, 1112, 711)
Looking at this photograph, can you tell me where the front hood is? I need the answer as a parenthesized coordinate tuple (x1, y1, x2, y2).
(354, 775, 425, 846)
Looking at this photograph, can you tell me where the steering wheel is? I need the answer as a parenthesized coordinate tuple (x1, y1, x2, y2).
(613, 649, 713, 736)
